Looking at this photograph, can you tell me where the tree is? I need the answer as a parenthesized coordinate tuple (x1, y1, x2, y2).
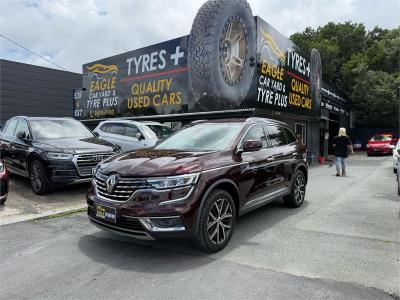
(291, 23, 400, 128)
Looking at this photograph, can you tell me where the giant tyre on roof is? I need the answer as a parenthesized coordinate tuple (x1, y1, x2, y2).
(188, 0, 256, 105)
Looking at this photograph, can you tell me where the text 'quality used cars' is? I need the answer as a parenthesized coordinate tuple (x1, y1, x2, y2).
(87, 118, 308, 252)
(0, 117, 120, 194)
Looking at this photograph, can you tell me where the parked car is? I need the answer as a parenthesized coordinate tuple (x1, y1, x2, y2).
(390, 139, 400, 173)
(0, 117, 120, 194)
(93, 120, 172, 152)
(87, 117, 308, 252)
(366, 133, 397, 156)
(0, 160, 9, 205)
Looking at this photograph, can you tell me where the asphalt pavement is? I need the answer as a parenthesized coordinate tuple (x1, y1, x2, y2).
(0, 154, 399, 299)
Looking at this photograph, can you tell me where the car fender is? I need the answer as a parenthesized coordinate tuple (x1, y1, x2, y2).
(193, 178, 239, 236)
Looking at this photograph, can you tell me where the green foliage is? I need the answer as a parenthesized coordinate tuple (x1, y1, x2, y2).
(291, 23, 400, 128)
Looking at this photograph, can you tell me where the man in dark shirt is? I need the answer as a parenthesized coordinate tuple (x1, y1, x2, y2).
(332, 127, 354, 176)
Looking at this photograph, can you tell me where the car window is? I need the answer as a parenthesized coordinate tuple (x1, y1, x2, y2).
(2, 119, 18, 136)
(15, 120, 31, 139)
(146, 124, 172, 139)
(242, 125, 268, 148)
(106, 123, 125, 135)
(265, 125, 287, 147)
(99, 124, 109, 133)
(370, 134, 392, 141)
(125, 125, 140, 138)
(283, 127, 297, 144)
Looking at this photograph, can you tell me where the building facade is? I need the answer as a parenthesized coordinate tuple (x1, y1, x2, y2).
(0, 59, 81, 124)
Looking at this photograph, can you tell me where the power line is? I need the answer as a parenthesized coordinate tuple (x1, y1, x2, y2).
(0, 33, 68, 71)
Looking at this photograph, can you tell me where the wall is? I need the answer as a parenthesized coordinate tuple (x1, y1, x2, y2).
(0, 59, 81, 124)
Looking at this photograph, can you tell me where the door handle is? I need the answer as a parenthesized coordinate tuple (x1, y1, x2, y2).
(267, 157, 275, 161)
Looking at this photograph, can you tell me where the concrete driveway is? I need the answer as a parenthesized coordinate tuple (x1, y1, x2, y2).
(0, 154, 399, 299)
(0, 174, 88, 225)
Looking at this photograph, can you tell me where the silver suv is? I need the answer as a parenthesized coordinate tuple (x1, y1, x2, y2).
(93, 120, 172, 152)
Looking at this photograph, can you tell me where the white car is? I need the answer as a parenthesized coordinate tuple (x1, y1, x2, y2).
(391, 140, 400, 173)
(93, 120, 172, 152)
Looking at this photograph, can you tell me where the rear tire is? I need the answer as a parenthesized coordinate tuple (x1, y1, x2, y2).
(30, 160, 51, 195)
(192, 189, 236, 253)
(284, 170, 306, 208)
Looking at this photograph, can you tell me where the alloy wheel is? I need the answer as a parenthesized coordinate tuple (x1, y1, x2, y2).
(294, 174, 305, 203)
(31, 164, 42, 191)
(220, 16, 247, 85)
(207, 198, 233, 245)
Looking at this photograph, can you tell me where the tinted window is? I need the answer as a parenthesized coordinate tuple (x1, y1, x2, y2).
(283, 128, 297, 144)
(125, 125, 139, 138)
(106, 124, 125, 135)
(3, 119, 18, 136)
(266, 125, 287, 147)
(30, 119, 93, 140)
(156, 123, 243, 151)
(242, 125, 268, 148)
(15, 120, 31, 139)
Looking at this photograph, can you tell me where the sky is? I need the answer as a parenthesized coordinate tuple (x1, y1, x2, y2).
(0, 0, 399, 73)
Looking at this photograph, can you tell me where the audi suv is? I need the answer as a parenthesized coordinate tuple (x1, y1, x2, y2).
(0, 117, 119, 194)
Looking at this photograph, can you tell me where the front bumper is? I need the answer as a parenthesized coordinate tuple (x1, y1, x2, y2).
(86, 182, 200, 240)
(367, 148, 392, 155)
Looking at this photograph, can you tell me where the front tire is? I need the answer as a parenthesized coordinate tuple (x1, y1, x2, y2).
(30, 160, 51, 195)
(284, 170, 306, 208)
(193, 189, 236, 253)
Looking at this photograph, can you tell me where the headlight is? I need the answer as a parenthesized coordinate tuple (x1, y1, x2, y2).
(0, 161, 4, 172)
(147, 173, 200, 189)
(46, 152, 73, 160)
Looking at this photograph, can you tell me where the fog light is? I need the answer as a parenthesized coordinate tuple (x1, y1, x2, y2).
(152, 217, 183, 228)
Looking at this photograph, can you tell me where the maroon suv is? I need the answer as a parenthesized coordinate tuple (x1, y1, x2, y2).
(87, 118, 308, 252)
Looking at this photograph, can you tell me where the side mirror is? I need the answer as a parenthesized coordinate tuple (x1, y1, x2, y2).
(93, 131, 99, 137)
(136, 132, 144, 141)
(241, 140, 262, 152)
(16, 131, 26, 141)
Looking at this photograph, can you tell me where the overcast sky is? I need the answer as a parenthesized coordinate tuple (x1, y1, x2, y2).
(1, 0, 398, 73)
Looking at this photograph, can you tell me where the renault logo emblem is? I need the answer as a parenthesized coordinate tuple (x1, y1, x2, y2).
(105, 175, 118, 193)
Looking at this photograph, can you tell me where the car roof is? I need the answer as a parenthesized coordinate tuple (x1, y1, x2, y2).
(189, 117, 286, 126)
(12, 116, 75, 121)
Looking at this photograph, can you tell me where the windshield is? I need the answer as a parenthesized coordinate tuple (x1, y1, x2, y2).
(156, 123, 243, 151)
(30, 119, 94, 140)
(146, 124, 172, 139)
(370, 134, 392, 142)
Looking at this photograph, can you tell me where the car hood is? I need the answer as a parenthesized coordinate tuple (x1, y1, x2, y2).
(33, 137, 118, 154)
(98, 149, 231, 177)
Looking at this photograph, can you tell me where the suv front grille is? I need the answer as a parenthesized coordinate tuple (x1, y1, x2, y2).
(75, 153, 113, 176)
(94, 172, 151, 201)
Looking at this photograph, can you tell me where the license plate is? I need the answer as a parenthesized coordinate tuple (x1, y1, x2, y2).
(95, 204, 116, 223)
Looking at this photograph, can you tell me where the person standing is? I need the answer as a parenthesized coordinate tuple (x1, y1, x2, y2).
(332, 127, 354, 176)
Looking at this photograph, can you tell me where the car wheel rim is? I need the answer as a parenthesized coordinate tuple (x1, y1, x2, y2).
(220, 16, 247, 86)
(31, 165, 42, 191)
(207, 198, 233, 245)
(294, 174, 305, 203)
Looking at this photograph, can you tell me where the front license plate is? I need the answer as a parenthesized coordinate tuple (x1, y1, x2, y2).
(95, 204, 116, 223)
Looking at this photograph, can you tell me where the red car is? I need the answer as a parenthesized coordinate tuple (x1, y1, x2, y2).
(366, 133, 397, 156)
(0, 160, 9, 205)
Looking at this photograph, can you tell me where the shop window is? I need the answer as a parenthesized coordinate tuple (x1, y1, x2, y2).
(295, 123, 306, 145)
